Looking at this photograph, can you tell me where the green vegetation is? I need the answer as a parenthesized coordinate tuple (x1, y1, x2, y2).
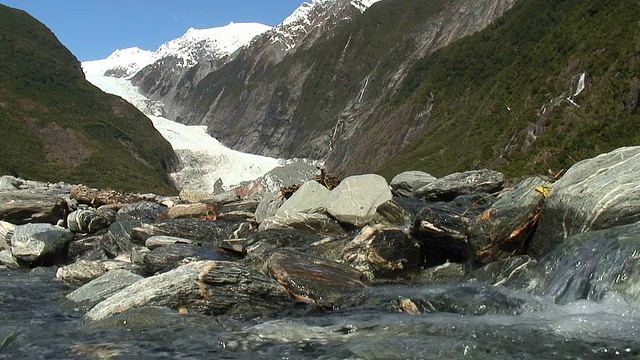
(0, 4, 178, 194)
(376, 0, 640, 178)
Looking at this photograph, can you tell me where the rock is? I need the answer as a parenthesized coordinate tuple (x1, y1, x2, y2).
(390, 171, 437, 197)
(142, 243, 230, 274)
(258, 212, 345, 235)
(10, 223, 74, 265)
(467, 177, 548, 267)
(156, 203, 218, 222)
(255, 191, 285, 223)
(415, 261, 465, 284)
(66, 209, 112, 233)
(266, 249, 365, 308)
(0, 176, 17, 191)
(130, 219, 251, 245)
(104, 220, 150, 257)
(66, 269, 144, 305)
(276, 180, 330, 216)
(0, 220, 15, 250)
(116, 201, 167, 222)
(0, 191, 68, 225)
(70, 184, 151, 206)
(410, 202, 484, 266)
(414, 169, 504, 201)
(83, 260, 292, 321)
(254, 160, 320, 192)
(373, 199, 412, 227)
(219, 199, 261, 214)
(67, 229, 111, 261)
(342, 225, 424, 281)
(326, 174, 393, 226)
(242, 228, 325, 270)
(520, 221, 640, 305)
(529, 146, 640, 258)
(470, 255, 537, 287)
(56, 259, 143, 287)
(144, 235, 200, 249)
(0, 249, 21, 269)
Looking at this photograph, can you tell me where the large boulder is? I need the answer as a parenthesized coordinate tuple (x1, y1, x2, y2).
(258, 212, 345, 236)
(66, 209, 112, 234)
(255, 191, 285, 223)
(326, 174, 392, 226)
(529, 146, 640, 258)
(242, 228, 325, 270)
(0, 191, 68, 225)
(142, 243, 230, 274)
(56, 259, 143, 287)
(390, 171, 437, 197)
(66, 269, 144, 305)
(84, 260, 292, 321)
(10, 223, 74, 265)
(467, 177, 548, 267)
(130, 219, 251, 245)
(413, 169, 504, 201)
(116, 201, 167, 222)
(276, 180, 330, 216)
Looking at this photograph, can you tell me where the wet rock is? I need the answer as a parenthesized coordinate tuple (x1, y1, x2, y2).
(130, 219, 250, 245)
(342, 226, 424, 281)
(84, 260, 292, 321)
(145, 235, 200, 249)
(326, 174, 393, 226)
(390, 171, 437, 197)
(116, 201, 167, 222)
(520, 221, 640, 304)
(530, 146, 640, 258)
(266, 249, 365, 308)
(10, 223, 74, 265)
(467, 177, 548, 267)
(142, 243, 230, 274)
(276, 180, 330, 216)
(470, 255, 537, 287)
(66, 269, 143, 305)
(415, 261, 465, 284)
(414, 169, 504, 202)
(255, 191, 285, 223)
(411, 202, 483, 266)
(66, 209, 112, 234)
(0, 191, 68, 225)
(242, 228, 325, 269)
(156, 203, 218, 222)
(56, 259, 143, 287)
(259, 212, 345, 236)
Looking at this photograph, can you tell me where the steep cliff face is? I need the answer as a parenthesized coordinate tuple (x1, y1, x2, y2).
(0, 4, 179, 193)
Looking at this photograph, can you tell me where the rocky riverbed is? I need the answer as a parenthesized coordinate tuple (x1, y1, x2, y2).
(2, 147, 640, 359)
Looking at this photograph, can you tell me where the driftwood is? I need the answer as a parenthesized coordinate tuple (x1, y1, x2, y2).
(70, 184, 152, 207)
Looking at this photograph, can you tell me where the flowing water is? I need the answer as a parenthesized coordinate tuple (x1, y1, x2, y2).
(1, 268, 639, 360)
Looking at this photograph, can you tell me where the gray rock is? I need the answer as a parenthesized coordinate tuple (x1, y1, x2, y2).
(11, 223, 74, 265)
(104, 220, 150, 258)
(67, 229, 111, 262)
(530, 146, 640, 258)
(342, 226, 424, 281)
(266, 249, 365, 308)
(259, 212, 345, 236)
(255, 191, 285, 223)
(415, 261, 465, 284)
(0, 249, 21, 269)
(467, 177, 548, 267)
(0, 191, 69, 225)
(142, 243, 230, 274)
(242, 228, 325, 270)
(255, 160, 320, 192)
(0, 176, 17, 191)
(470, 255, 537, 287)
(0, 220, 14, 250)
(373, 199, 412, 227)
(130, 219, 250, 245)
(56, 259, 143, 287)
(66, 269, 143, 305)
(326, 174, 393, 226)
(67, 209, 112, 233)
(276, 180, 330, 217)
(414, 169, 504, 201)
(145, 235, 200, 249)
(84, 260, 291, 321)
(116, 201, 168, 222)
(220, 199, 261, 214)
(390, 171, 437, 197)
(521, 221, 640, 304)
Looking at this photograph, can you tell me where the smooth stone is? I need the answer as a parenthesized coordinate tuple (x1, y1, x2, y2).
(414, 169, 504, 201)
(276, 180, 330, 217)
(390, 171, 437, 197)
(11, 223, 74, 265)
(56, 259, 143, 288)
(144, 235, 200, 249)
(0, 191, 69, 225)
(255, 191, 285, 223)
(530, 146, 640, 258)
(66, 269, 144, 305)
(258, 212, 346, 236)
(326, 174, 393, 226)
(142, 243, 230, 274)
(84, 260, 292, 321)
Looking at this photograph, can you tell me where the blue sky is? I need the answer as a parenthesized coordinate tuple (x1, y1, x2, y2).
(1, 0, 303, 61)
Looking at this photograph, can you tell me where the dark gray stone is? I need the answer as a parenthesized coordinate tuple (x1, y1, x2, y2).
(242, 228, 325, 270)
(414, 169, 504, 202)
(67, 209, 112, 234)
(142, 243, 230, 274)
(84, 260, 292, 321)
(130, 219, 251, 245)
(470, 255, 537, 287)
(259, 212, 345, 236)
(116, 201, 167, 222)
(530, 146, 640, 258)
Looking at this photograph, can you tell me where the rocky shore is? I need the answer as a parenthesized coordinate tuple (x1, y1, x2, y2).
(1, 146, 640, 329)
